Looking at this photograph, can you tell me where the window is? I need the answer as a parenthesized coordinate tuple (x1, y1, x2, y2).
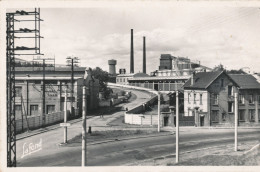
(228, 86, 233, 96)
(188, 93, 190, 104)
(15, 105, 22, 119)
(213, 94, 218, 105)
(248, 94, 253, 104)
(228, 102, 233, 113)
(258, 95, 260, 104)
(212, 110, 218, 122)
(194, 93, 196, 104)
(47, 105, 55, 114)
(120, 78, 122, 82)
(30, 105, 38, 116)
(249, 110, 255, 122)
(239, 110, 245, 121)
(221, 79, 224, 87)
(123, 78, 125, 82)
(259, 110, 260, 121)
(15, 87, 22, 97)
(200, 94, 203, 105)
(15, 105, 22, 111)
(239, 94, 245, 104)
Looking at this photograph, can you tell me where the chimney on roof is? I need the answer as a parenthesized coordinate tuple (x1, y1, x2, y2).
(191, 72, 195, 85)
(143, 36, 146, 74)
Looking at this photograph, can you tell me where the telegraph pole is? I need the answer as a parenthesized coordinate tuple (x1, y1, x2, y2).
(158, 92, 160, 132)
(64, 88, 68, 143)
(234, 92, 238, 151)
(82, 86, 86, 166)
(26, 74, 30, 121)
(33, 57, 55, 127)
(176, 91, 179, 163)
(42, 59, 45, 127)
(66, 56, 79, 117)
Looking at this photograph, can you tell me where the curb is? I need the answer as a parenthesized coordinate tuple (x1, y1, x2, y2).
(86, 132, 175, 146)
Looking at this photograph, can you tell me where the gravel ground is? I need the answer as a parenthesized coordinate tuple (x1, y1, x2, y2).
(131, 141, 260, 166)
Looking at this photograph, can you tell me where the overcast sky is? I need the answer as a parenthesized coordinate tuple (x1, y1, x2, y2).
(16, 6, 260, 74)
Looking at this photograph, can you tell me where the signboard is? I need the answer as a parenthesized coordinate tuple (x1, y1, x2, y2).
(60, 123, 71, 127)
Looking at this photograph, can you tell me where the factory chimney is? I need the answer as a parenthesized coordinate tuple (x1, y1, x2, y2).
(130, 29, 134, 73)
(143, 36, 146, 74)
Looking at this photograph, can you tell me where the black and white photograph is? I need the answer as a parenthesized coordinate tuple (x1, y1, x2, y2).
(1, 0, 260, 171)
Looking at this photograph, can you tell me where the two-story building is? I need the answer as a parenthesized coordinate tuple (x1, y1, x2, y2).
(183, 71, 260, 127)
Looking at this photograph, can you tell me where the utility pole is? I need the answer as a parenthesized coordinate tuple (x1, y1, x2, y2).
(66, 56, 79, 117)
(42, 59, 45, 127)
(33, 57, 55, 127)
(26, 74, 30, 122)
(176, 91, 179, 163)
(82, 86, 87, 166)
(158, 92, 160, 132)
(64, 88, 68, 143)
(234, 92, 238, 151)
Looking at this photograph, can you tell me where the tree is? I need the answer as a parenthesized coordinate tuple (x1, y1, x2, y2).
(90, 67, 113, 99)
(227, 69, 246, 74)
(212, 64, 224, 72)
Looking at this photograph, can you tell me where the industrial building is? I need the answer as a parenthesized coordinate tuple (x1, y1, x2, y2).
(14, 66, 99, 120)
(128, 54, 211, 92)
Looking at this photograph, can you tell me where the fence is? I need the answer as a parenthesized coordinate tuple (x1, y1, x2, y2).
(16, 110, 70, 133)
(179, 116, 195, 126)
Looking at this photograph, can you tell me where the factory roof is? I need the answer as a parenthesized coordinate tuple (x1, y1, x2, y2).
(15, 67, 86, 72)
(117, 73, 149, 78)
(15, 76, 83, 80)
(128, 75, 191, 81)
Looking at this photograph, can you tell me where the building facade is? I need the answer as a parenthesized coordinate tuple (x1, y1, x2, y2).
(183, 71, 260, 126)
(14, 67, 99, 119)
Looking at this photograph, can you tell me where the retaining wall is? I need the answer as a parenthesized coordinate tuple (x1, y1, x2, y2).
(108, 83, 161, 126)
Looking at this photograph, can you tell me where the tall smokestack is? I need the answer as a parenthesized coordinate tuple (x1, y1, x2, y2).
(130, 29, 134, 73)
(143, 36, 146, 74)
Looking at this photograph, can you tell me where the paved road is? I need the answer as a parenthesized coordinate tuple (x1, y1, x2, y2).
(16, 88, 152, 166)
(18, 128, 260, 166)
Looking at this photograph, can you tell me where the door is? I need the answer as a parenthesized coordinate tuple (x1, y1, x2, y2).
(154, 83, 158, 91)
(164, 116, 169, 126)
(200, 116, 204, 126)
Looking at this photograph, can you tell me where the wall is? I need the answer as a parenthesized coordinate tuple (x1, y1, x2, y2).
(207, 73, 238, 126)
(184, 89, 208, 116)
(15, 110, 70, 133)
(238, 89, 260, 123)
(124, 94, 158, 125)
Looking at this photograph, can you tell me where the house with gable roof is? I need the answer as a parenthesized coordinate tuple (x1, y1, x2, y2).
(183, 70, 260, 127)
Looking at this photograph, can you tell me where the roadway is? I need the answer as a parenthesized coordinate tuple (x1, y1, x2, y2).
(17, 127, 260, 166)
(15, 88, 153, 166)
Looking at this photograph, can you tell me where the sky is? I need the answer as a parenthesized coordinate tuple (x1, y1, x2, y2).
(14, 5, 260, 74)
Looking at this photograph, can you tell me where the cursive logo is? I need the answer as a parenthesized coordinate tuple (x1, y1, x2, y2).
(21, 138, 42, 158)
